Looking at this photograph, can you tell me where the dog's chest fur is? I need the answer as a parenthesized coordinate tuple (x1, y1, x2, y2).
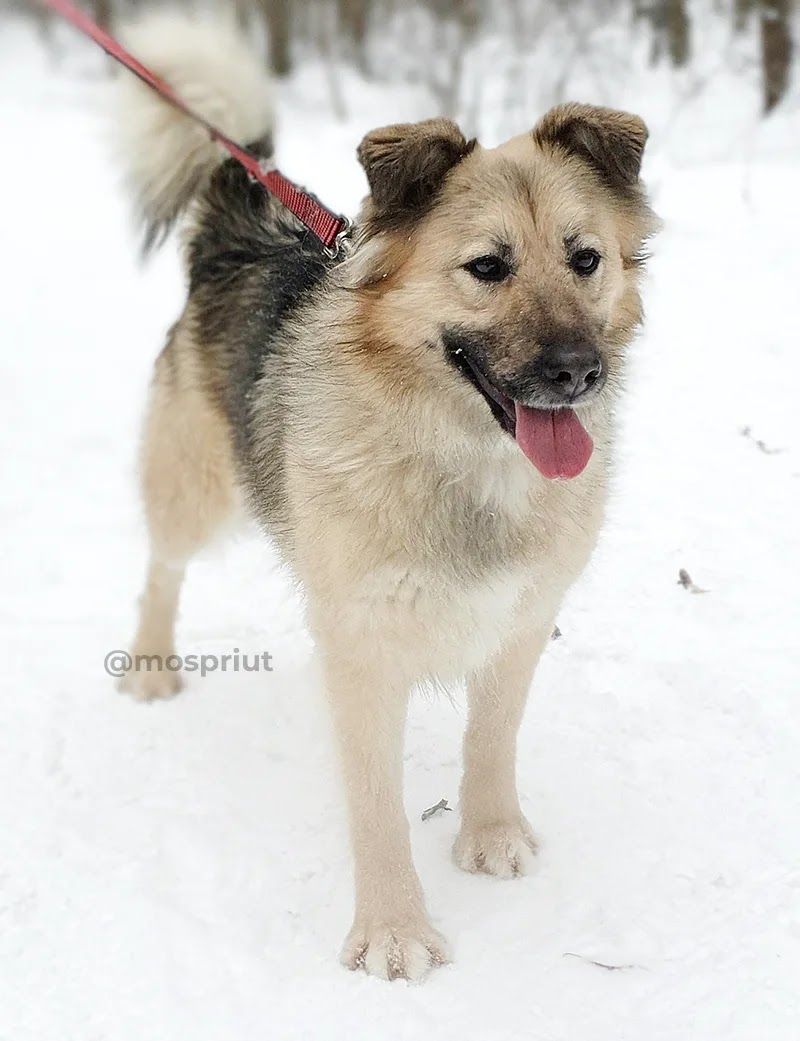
(289, 427, 607, 682)
(387, 458, 602, 677)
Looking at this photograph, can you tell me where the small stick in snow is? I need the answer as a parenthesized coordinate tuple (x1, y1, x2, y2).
(421, 799, 452, 822)
(678, 568, 708, 594)
(740, 425, 783, 455)
(563, 952, 645, 972)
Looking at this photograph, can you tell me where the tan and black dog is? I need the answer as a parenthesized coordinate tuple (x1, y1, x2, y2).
(117, 13, 657, 981)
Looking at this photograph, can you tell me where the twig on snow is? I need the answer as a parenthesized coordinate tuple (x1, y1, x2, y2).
(741, 425, 783, 455)
(563, 952, 645, 972)
(421, 799, 452, 822)
(678, 568, 708, 595)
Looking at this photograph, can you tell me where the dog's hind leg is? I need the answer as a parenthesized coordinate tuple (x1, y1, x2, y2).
(120, 328, 239, 700)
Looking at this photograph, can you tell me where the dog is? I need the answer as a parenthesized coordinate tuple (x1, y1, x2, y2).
(115, 13, 657, 981)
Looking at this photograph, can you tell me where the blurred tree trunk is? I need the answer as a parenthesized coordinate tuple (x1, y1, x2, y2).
(233, 0, 254, 29)
(759, 0, 792, 112)
(337, 0, 368, 47)
(734, 0, 758, 31)
(29, 0, 55, 47)
(259, 0, 292, 77)
(636, 1, 690, 67)
(665, 0, 690, 66)
(93, 0, 112, 29)
(424, 0, 480, 117)
(336, 0, 368, 73)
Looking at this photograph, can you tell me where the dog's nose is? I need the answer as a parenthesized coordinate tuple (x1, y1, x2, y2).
(540, 346, 603, 399)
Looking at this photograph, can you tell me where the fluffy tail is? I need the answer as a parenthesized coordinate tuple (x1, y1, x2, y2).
(115, 12, 273, 249)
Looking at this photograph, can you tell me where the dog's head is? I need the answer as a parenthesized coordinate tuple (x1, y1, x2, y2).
(348, 105, 658, 479)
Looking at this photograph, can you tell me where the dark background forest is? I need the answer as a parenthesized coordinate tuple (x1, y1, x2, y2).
(5, 0, 796, 119)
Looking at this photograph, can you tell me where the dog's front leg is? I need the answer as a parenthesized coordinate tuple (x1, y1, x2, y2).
(321, 647, 449, 980)
(454, 621, 552, 878)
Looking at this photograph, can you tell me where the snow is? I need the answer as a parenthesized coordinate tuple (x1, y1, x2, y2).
(1, 17, 799, 1041)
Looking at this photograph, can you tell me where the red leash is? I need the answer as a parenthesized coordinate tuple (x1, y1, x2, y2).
(38, 0, 350, 254)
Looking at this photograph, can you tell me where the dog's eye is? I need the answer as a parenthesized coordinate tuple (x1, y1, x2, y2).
(465, 255, 511, 283)
(570, 249, 601, 276)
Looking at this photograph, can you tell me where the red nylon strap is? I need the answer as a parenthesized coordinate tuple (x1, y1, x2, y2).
(38, 0, 349, 251)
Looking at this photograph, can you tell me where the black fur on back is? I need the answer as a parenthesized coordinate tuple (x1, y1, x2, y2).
(185, 148, 342, 475)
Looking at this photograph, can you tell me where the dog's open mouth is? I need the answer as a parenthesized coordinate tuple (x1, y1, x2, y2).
(448, 345, 594, 480)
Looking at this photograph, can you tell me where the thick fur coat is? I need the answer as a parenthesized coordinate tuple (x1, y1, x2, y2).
(116, 13, 657, 980)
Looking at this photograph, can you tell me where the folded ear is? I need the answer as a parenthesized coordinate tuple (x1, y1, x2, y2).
(532, 103, 648, 190)
(357, 118, 475, 226)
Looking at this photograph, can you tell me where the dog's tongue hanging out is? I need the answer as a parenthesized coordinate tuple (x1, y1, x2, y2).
(514, 404, 594, 479)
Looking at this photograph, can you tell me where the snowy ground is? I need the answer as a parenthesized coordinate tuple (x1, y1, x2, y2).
(1, 18, 799, 1041)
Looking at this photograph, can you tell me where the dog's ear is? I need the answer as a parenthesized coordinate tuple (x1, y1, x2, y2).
(532, 103, 647, 190)
(357, 119, 475, 226)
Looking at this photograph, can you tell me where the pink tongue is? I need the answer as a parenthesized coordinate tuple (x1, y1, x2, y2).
(514, 404, 594, 479)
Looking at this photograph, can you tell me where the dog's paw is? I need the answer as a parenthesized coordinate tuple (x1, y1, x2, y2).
(118, 662, 183, 702)
(341, 917, 450, 981)
(453, 816, 538, 878)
